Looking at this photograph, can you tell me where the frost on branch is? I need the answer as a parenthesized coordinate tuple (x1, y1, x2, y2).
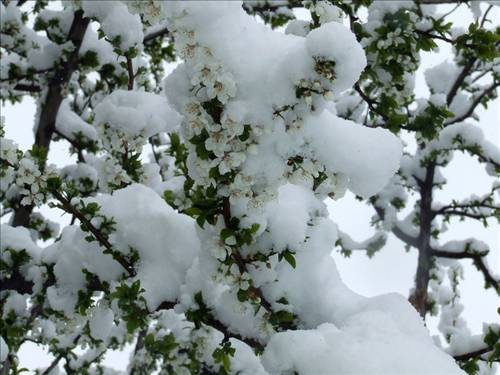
(0, 0, 480, 374)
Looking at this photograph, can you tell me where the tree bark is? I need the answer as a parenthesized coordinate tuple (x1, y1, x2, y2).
(410, 162, 435, 317)
(11, 10, 89, 228)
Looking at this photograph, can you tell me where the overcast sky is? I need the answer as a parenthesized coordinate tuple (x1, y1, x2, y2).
(1, 1, 499, 373)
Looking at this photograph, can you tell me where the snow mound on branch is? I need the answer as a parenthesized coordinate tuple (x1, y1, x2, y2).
(260, 211, 463, 374)
(43, 226, 124, 315)
(305, 112, 403, 197)
(0, 336, 8, 362)
(262, 318, 463, 375)
(94, 90, 181, 139)
(96, 184, 200, 310)
(81, 1, 143, 51)
(306, 21, 367, 94)
(164, 2, 366, 127)
(164, 1, 400, 199)
(0, 224, 41, 262)
(425, 61, 459, 95)
(262, 184, 326, 253)
(56, 100, 98, 142)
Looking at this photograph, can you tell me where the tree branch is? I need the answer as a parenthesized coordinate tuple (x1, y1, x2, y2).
(41, 335, 81, 375)
(222, 197, 274, 313)
(12, 10, 90, 228)
(143, 27, 170, 44)
(446, 58, 476, 106)
(373, 206, 419, 248)
(445, 82, 500, 125)
(409, 162, 436, 317)
(354, 83, 388, 121)
(453, 345, 495, 361)
(430, 249, 499, 293)
(12, 83, 42, 92)
(126, 53, 134, 91)
(51, 190, 135, 276)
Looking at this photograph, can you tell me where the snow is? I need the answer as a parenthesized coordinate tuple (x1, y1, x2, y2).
(424, 121, 500, 173)
(306, 22, 367, 94)
(81, 1, 143, 51)
(89, 304, 115, 342)
(95, 184, 200, 310)
(164, 3, 365, 128)
(94, 90, 181, 152)
(0, 224, 41, 263)
(80, 28, 117, 67)
(304, 112, 403, 198)
(43, 226, 124, 315)
(437, 238, 489, 254)
(0, 336, 8, 362)
(1, 1, 479, 373)
(285, 20, 310, 37)
(56, 100, 98, 143)
(258, 215, 464, 374)
(262, 317, 463, 375)
(425, 61, 459, 95)
(2, 291, 28, 319)
(262, 184, 325, 253)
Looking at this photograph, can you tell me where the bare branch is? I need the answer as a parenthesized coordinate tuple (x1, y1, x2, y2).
(12, 10, 90, 228)
(12, 83, 42, 92)
(126, 53, 134, 91)
(453, 345, 495, 361)
(445, 82, 500, 125)
(354, 83, 389, 121)
(373, 206, 419, 248)
(446, 58, 476, 106)
(419, 0, 466, 4)
(51, 190, 136, 276)
(143, 27, 170, 44)
(41, 335, 81, 375)
(430, 249, 499, 293)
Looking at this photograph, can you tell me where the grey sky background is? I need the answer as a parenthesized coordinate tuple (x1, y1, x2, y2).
(0, 1, 498, 372)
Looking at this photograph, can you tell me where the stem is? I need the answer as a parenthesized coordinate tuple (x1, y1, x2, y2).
(409, 162, 435, 317)
(51, 190, 136, 276)
(11, 10, 90, 228)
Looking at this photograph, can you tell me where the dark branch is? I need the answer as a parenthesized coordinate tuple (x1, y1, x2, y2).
(126, 53, 134, 91)
(446, 58, 476, 106)
(51, 190, 135, 276)
(445, 82, 500, 125)
(373, 206, 419, 248)
(354, 83, 388, 121)
(41, 335, 81, 375)
(453, 345, 495, 361)
(12, 10, 90, 228)
(419, 0, 466, 4)
(13, 83, 42, 92)
(430, 249, 499, 293)
(222, 197, 273, 313)
(143, 27, 170, 44)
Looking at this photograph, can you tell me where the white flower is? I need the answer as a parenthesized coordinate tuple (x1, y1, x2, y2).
(206, 73, 236, 104)
(185, 116, 208, 136)
(180, 43, 198, 59)
(323, 91, 334, 100)
(191, 62, 220, 86)
(185, 102, 204, 118)
(206, 235, 230, 261)
(205, 131, 229, 157)
(221, 114, 244, 138)
(218, 152, 246, 175)
(225, 235, 237, 246)
(0, 138, 19, 165)
(127, 0, 164, 24)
